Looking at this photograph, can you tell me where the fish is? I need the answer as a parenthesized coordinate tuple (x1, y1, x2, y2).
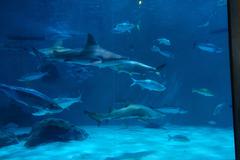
(109, 60, 166, 76)
(130, 78, 166, 92)
(0, 83, 80, 116)
(84, 104, 166, 126)
(32, 33, 128, 67)
(197, 21, 210, 28)
(112, 22, 136, 33)
(53, 96, 82, 109)
(156, 38, 171, 46)
(208, 120, 217, 125)
(192, 88, 214, 97)
(157, 107, 188, 115)
(213, 103, 225, 116)
(18, 72, 48, 82)
(105, 150, 155, 160)
(151, 45, 174, 58)
(217, 0, 227, 6)
(194, 43, 223, 54)
(209, 28, 228, 34)
(168, 134, 190, 142)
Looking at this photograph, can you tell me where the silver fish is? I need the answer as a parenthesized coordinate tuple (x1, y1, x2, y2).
(112, 22, 135, 33)
(195, 43, 223, 53)
(151, 45, 174, 58)
(156, 38, 171, 46)
(0, 84, 80, 116)
(84, 104, 165, 125)
(192, 88, 214, 97)
(18, 72, 48, 82)
(131, 78, 166, 92)
(157, 107, 188, 115)
(109, 60, 165, 76)
(168, 135, 190, 142)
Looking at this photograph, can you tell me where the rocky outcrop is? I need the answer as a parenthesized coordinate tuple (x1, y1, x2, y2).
(25, 118, 88, 147)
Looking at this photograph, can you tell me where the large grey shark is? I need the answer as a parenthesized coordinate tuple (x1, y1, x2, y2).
(32, 33, 128, 67)
(0, 84, 81, 116)
(84, 104, 165, 125)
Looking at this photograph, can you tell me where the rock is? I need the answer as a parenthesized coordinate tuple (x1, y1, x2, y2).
(0, 130, 18, 147)
(25, 118, 88, 147)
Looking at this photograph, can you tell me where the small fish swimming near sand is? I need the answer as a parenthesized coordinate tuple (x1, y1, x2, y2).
(112, 22, 139, 33)
(18, 72, 48, 82)
(0, 83, 81, 116)
(151, 45, 174, 58)
(195, 43, 223, 54)
(168, 134, 190, 142)
(157, 107, 188, 115)
(155, 38, 171, 46)
(84, 104, 165, 125)
(192, 88, 214, 97)
(131, 78, 166, 92)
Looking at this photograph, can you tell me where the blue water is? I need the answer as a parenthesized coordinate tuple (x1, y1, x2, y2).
(0, 0, 235, 159)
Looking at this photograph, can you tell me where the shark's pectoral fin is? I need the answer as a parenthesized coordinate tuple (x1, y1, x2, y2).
(32, 110, 49, 116)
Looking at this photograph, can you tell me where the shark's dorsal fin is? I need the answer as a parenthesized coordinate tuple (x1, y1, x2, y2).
(85, 33, 98, 48)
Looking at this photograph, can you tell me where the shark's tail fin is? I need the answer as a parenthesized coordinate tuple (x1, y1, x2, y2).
(84, 110, 103, 126)
(130, 78, 137, 87)
(31, 48, 45, 63)
(168, 135, 172, 141)
(155, 64, 166, 75)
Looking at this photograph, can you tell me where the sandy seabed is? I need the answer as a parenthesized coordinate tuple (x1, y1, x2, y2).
(0, 125, 235, 160)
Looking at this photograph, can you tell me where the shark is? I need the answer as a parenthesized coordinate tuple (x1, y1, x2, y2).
(84, 104, 165, 126)
(0, 83, 81, 116)
(32, 33, 128, 67)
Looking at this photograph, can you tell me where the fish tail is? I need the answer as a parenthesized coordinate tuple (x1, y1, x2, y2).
(0, 83, 9, 90)
(31, 48, 45, 63)
(130, 78, 137, 87)
(168, 135, 172, 141)
(84, 110, 103, 126)
(156, 64, 166, 71)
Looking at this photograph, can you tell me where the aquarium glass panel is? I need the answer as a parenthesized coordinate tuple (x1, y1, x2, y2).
(0, 0, 236, 159)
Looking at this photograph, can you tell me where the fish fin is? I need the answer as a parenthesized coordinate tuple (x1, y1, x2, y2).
(156, 64, 166, 71)
(84, 110, 103, 126)
(84, 33, 98, 48)
(13, 99, 29, 107)
(32, 110, 48, 116)
(130, 78, 137, 87)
